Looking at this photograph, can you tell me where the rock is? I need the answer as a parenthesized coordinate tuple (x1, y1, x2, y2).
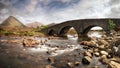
(87, 49, 93, 53)
(107, 55, 112, 58)
(46, 51, 51, 55)
(93, 66, 100, 68)
(110, 58, 120, 63)
(94, 52, 100, 57)
(46, 65, 51, 68)
(98, 39, 109, 46)
(108, 61, 120, 68)
(94, 48, 99, 52)
(23, 38, 38, 47)
(84, 51, 92, 57)
(101, 55, 107, 59)
(100, 51, 109, 56)
(48, 57, 54, 63)
(106, 49, 112, 53)
(98, 45, 105, 49)
(80, 41, 87, 45)
(80, 41, 96, 47)
(99, 55, 109, 64)
(82, 56, 92, 64)
(113, 45, 120, 56)
(75, 61, 80, 66)
(83, 46, 89, 49)
(67, 62, 74, 68)
(45, 65, 55, 68)
(86, 41, 94, 46)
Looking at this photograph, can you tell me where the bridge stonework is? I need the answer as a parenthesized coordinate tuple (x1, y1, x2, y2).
(42, 18, 120, 41)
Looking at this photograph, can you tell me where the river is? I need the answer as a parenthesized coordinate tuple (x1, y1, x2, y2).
(0, 32, 107, 68)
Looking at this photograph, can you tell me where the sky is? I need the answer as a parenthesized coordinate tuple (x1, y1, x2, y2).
(0, 0, 120, 25)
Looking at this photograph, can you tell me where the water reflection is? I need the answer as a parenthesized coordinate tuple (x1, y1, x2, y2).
(67, 34, 78, 43)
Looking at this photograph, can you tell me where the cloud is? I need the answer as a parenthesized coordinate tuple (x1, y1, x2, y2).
(41, 0, 111, 23)
(106, 0, 120, 17)
(0, 0, 120, 25)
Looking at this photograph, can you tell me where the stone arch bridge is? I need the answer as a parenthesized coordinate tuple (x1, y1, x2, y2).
(42, 18, 120, 40)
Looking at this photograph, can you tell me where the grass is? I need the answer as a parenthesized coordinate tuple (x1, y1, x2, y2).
(0, 27, 45, 37)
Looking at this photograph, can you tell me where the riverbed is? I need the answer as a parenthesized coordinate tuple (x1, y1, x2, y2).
(0, 34, 109, 68)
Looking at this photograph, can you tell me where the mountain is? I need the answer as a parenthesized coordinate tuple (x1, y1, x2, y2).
(0, 16, 25, 28)
(25, 22, 43, 28)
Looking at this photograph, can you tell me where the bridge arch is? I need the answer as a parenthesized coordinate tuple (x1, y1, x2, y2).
(48, 29, 56, 36)
(82, 25, 107, 35)
(58, 26, 78, 37)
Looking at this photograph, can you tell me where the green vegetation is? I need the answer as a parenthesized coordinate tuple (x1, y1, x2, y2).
(0, 27, 45, 36)
(36, 25, 48, 30)
(33, 25, 48, 33)
(108, 19, 116, 30)
(67, 29, 77, 35)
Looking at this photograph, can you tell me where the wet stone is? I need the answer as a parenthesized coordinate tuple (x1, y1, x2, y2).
(45, 65, 55, 68)
(94, 52, 100, 57)
(67, 62, 74, 68)
(46, 65, 51, 68)
(48, 57, 54, 63)
(100, 51, 109, 56)
(87, 49, 93, 53)
(84, 51, 92, 57)
(83, 46, 89, 49)
(94, 48, 99, 52)
(82, 56, 92, 64)
(75, 61, 80, 66)
(108, 61, 120, 68)
(99, 55, 109, 64)
(93, 66, 100, 68)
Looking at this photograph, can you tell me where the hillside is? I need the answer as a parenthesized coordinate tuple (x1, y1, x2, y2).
(0, 16, 25, 29)
(25, 22, 43, 28)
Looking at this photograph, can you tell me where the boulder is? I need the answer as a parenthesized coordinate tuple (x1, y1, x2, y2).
(80, 41, 88, 45)
(80, 41, 96, 47)
(108, 61, 120, 68)
(87, 49, 93, 53)
(93, 66, 100, 68)
(23, 38, 38, 47)
(98, 45, 105, 49)
(94, 48, 99, 52)
(75, 61, 80, 66)
(94, 52, 100, 57)
(82, 56, 92, 64)
(98, 39, 109, 46)
(83, 46, 89, 49)
(84, 51, 92, 57)
(48, 57, 54, 63)
(99, 55, 109, 64)
(45, 65, 55, 68)
(67, 62, 74, 68)
(46, 65, 51, 68)
(112, 45, 120, 56)
(100, 51, 109, 56)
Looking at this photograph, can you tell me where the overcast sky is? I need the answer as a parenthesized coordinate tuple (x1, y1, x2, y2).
(0, 0, 120, 25)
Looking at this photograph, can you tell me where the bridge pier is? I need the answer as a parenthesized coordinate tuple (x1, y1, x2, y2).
(78, 34, 91, 41)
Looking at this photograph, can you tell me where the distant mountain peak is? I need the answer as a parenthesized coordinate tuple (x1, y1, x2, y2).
(8, 16, 15, 18)
(25, 22, 43, 28)
(0, 16, 25, 28)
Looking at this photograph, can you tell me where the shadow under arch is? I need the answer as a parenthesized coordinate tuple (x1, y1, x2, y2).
(48, 29, 56, 36)
(58, 26, 78, 37)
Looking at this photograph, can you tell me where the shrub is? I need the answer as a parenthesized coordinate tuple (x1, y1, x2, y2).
(109, 19, 116, 30)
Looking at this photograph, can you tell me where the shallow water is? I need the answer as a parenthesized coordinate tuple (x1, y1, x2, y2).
(0, 35, 107, 68)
